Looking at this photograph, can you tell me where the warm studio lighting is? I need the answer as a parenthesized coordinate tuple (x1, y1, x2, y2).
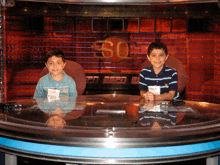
(24, 7, 28, 12)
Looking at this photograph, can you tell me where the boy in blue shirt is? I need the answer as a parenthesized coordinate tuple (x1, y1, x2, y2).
(139, 42, 179, 101)
(34, 48, 77, 99)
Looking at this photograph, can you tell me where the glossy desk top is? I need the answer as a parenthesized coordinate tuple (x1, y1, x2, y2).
(1, 94, 220, 164)
(1, 94, 220, 139)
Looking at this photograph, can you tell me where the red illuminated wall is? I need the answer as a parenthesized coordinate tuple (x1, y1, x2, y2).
(4, 13, 220, 103)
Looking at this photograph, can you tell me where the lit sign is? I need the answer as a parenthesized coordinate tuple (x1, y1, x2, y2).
(86, 76, 99, 84)
(93, 36, 138, 63)
(103, 76, 127, 84)
(131, 76, 139, 84)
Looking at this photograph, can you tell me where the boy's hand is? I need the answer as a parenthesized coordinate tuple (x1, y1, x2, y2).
(143, 92, 155, 101)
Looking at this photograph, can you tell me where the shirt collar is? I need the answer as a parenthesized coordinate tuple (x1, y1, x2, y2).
(48, 70, 66, 83)
(150, 65, 166, 76)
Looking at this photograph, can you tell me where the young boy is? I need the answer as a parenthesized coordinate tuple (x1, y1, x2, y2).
(34, 48, 77, 99)
(139, 42, 179, 101)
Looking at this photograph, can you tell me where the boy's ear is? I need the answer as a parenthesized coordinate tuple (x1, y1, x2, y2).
(165, 54, 169, 61)
(63, 62, 66, 68)
(147, 55, 150, 61)
(45, 63, 49, 69)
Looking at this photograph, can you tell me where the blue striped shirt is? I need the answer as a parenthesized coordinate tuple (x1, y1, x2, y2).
(139, 65, 179, 99)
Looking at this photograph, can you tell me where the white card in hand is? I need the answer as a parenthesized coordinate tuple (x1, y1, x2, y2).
(148, 86, 160, 95)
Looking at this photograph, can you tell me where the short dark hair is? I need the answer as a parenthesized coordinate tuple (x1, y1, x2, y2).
(148, 42, 168, 56)
(45, 48, 65, 63)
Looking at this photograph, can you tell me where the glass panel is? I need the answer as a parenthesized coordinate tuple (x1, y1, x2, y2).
(172, 19, 187, 32)
(140, 18, 154, 32)
(92, 18, 107, 32)
(125, 18, 138, 32)
(109, 18, 123, 32)
(76, 18, 91, 32)
(156, 18, 171, 32)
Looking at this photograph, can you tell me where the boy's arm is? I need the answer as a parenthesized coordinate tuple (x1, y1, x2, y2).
(157, 69, 178, 100)
(140, 90, 158, 101)
(140, 90, 146, 98)
(33, 79, 45, 99)
(155, 91, 175, 101)
(140, 90, 154, 100)
(139, 70, 148, 98)
(141, 90, 175, 101)
(69, 78, 78, 96)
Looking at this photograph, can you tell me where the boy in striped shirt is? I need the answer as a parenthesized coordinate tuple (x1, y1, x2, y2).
(139, 42, 179, 101)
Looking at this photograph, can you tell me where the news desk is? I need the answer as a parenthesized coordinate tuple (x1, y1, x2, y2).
(0, 94, 220, 165)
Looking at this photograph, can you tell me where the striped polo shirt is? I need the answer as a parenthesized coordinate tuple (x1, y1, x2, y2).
(139, 111, 177, 127)
(139, 65, 179, 99)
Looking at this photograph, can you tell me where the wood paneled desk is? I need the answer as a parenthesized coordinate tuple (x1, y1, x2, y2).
(0, 94, 220, 165)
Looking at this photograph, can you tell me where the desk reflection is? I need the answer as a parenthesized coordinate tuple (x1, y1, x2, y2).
(1, 94, 220, 165)
(0, 94, 215, 130)
(35, 95, 86, 129)
(66, 97, 189, 129)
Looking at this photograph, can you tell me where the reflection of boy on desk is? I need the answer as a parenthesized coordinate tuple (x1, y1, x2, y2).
(139, 98, 186, 130)
(139, 42, 180, 101)
(139, 101, 177, 130)
(36, 94, 86, 129)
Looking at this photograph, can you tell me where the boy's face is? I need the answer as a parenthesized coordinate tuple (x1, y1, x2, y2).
(46, 115, 66, 129)
(147, 48, 168, 72)
(46, 56, 66, 78)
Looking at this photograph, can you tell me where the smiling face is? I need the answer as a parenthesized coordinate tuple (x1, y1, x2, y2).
(46, 56, 66, 79)
(147, 48, 169, 74)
